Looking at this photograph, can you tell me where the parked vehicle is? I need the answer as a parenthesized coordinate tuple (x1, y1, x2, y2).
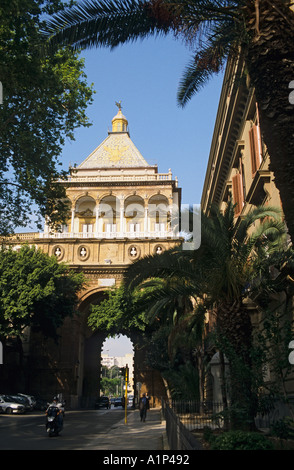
(17, 393, 36, 410)
(128, 395, 134, 406)
(10, 395, 31, 411)
(114, 397, 123, 407)
(45, 405, 63, 437)
(95, 396, 111, 409)
(0, 395, 26, 414)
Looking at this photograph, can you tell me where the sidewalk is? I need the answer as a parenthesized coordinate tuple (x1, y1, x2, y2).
(95, 408, 169, 450)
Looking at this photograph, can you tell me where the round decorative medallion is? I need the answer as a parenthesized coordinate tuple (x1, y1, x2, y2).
(128, 245, 140, 260)
(77, 245, 90, 261)
(154, 244, 164, 255)
(52, 245, 64, 261)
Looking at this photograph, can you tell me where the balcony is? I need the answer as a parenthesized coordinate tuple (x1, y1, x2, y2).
(39, 230, 178, 240)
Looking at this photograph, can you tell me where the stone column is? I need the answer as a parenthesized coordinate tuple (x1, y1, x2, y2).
(209, 352, 230, 408)
(144, 198, 149, 236)
(119, 197, 125, 238)
(71, 203, 75, 235)
(95, 198, 100, 235)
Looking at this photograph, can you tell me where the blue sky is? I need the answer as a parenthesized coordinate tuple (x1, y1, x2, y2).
(102, 335, 134, 357)
(60, 34, 224, 207)
(64, 34, 225, 356)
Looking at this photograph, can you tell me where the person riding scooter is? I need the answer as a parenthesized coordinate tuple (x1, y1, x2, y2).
(45, 396, 64, 436)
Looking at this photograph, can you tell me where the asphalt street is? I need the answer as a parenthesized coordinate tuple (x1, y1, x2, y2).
(0, 407, 126, 450)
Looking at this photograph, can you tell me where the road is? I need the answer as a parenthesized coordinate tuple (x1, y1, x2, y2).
(0, 407, 126, 450)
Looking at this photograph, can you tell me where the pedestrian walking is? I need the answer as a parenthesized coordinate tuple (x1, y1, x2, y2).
(139, 393, 149, 422)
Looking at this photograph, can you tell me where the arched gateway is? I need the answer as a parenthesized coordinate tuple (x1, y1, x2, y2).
(10, 105, 182, 408)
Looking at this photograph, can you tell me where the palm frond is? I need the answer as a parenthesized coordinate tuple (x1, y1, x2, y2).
(124, 246, 201, 291)
(177, 14, 240, 105)
(177, 44, 226, 105)
(241, 218, 287, 262)
(43, 0, 170, 51)
(234, 205, 282, 246)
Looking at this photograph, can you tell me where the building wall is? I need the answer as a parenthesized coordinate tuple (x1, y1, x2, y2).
(201, 55, 282, 218)
(201, 55, 294, 400)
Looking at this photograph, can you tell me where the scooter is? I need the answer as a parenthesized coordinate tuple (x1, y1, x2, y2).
(45, 405, 63, 437)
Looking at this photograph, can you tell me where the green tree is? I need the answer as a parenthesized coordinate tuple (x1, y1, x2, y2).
(100, 376, 121, 396)
(123, 201, 286, 427)
(44, 0, 294, 243)
(88, 284, 148, 335)
(88, 281, 200, 398)
(0, 0, 95, 234)
(0, 245, 85, 360)
(250, 247, 294, 410)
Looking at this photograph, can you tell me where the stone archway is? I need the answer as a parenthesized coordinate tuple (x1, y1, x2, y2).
(17, 279, 168, 409)
(74, 289, 167, 409)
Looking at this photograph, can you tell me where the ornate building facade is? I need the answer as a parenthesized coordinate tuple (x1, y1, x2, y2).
(201, 55, 282, 218)
(201, 55, 294, 402)
(9, 104, 182, 408)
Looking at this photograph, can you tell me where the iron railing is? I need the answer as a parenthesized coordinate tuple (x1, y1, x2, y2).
(163, 399, 294, 450)
(162, 400, 204, 450)
(167, 400, 228, 431)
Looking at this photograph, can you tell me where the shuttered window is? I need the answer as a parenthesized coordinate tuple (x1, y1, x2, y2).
(82, 224, 93, 233)
(106, 223, 116, 233)
(129, 223, 141, 232)
(232, 173, 244, 216)
(155, 223, 165, 233)
(249, 125, 262, 176)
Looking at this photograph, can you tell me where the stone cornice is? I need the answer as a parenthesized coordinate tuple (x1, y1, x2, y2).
(201, 55, 249, 213)
(60, 180, 178, 189)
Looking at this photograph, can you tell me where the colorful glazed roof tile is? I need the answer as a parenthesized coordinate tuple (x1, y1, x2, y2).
(78, 105, 150, 169)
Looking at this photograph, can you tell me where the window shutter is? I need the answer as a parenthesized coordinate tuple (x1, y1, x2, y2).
(249, 125, 261, 176)
(232, 173, 244, 216)
(83, 224, 93, 233)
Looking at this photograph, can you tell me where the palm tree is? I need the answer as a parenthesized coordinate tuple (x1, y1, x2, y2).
(132, 275, 208, 400)
(123, 201, 286, 427)
(43, 0, 294, 242)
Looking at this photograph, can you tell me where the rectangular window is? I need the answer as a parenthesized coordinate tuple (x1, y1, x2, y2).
(82, 224, 93, 233)
(129, 223, 141, 232)
(249, 125, 262, 176)
(155, 223, 165, 232)
(106, 223, 116, 233)
(232, 173, 244, 216)
(61, 224, 69, 233)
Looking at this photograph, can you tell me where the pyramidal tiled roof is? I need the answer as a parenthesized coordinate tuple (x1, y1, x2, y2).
(78, 132, 150, 169)
(78, 105, 150, 169)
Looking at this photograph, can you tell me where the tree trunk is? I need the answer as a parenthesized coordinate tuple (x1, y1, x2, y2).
(219, 349, 230, 430)
(244, 0, 294, 242)
(216, 298, 256, 429)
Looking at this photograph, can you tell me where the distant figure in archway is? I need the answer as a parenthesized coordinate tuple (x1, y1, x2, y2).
(139, 393, 149, 422)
